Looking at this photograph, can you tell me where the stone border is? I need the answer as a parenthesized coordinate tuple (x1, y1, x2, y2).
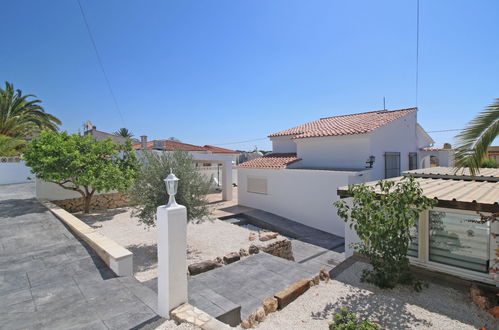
(41, 200, 133, 276)
(171, 303, 231, 329)
(240, 268, 330, 328)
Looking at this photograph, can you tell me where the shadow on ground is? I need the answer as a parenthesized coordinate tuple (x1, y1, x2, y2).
(311, 291, 432, 328)
(0, 198, 46, 219)
(76, 207, 129, 226)
(127, 244, 158, 274)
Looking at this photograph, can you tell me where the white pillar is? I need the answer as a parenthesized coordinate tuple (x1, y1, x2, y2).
(157, 204, 188, 318)
(221, 160, 233, 201)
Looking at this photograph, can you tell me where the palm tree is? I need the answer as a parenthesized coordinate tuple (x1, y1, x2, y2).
(454, 99, 499, 175)
(0, 82, 61, 138)
(0, 135, 25, 156)
(114, 128, 134, 138)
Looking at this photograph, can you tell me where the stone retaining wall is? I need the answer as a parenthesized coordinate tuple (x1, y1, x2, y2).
(53, 192, 132, 213)
(188, 231, 294, 276)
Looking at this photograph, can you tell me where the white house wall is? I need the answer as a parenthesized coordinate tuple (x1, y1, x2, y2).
(294, 135, 370, 169)
(368, 111, 419, 180)
(238, 167, 370, 236)
(271, 136, 297, 153)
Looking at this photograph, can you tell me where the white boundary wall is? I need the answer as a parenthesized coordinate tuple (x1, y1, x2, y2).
(0, 161, 34, 185)
(36, 179, 116, 201)
(238, 168, 370, 237)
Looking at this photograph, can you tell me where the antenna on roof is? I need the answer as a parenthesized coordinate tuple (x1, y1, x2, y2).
(383, 97, 386, 110)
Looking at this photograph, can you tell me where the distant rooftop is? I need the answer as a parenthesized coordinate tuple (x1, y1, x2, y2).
(133, 140, 237, 153)
(269, 108, 417, 139)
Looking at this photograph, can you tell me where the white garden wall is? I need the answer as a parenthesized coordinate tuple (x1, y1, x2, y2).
(0, 161, 34, 185)
(35, 179, 116, 201)
(238, 167, 371, 237)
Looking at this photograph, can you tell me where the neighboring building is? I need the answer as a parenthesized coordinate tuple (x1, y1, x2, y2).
(133, 136, 239, 164)
(486, 146, 499, 162)
(83, 124, 135, 145)
(237, 108, 441, 236)
(238, 150, 264, 165)
(339, 167, 499, 285)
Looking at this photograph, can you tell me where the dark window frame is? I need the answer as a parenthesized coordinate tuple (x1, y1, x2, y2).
(384, 152, 401, 179)
(409, 152, 418, 170)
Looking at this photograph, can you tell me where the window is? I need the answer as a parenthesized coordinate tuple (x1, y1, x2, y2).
(407, 223, 418, 258)
(384, 152, 400, 178)
(409, 153, 418, 170)
(429, 211, 490, 273)
(247, 177, 267, 194)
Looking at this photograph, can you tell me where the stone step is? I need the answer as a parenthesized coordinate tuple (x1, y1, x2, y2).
(187, 286, 241, 326)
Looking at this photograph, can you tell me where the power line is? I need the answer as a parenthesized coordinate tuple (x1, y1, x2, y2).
(212, 137, 268, 146)
(426, 129, 462, 133)
(77, 0, 125, 125)
(415, 0, 420, 107)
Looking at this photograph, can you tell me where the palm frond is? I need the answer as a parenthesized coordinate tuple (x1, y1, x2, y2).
(454, 99, 499, 176)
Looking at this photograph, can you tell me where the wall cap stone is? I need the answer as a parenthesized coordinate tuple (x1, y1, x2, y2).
(40, 200, 133, 276)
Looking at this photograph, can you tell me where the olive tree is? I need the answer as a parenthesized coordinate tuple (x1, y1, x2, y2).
(334, 176, 436, 290)
(128, 149, 211, 226)
(24, 131, 136, 213)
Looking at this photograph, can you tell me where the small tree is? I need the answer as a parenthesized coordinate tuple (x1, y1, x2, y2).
(334, 176, 436, 289)
(24, 131, 136, 213)
(128, 149, 211, 226)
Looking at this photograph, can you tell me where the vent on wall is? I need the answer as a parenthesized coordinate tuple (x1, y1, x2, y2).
(247, 177, 267, 194)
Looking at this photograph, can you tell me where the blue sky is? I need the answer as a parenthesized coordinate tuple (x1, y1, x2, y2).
(1, 1, 498, 151)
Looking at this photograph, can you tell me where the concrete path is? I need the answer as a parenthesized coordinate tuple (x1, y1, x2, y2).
(146, 252, 318, 324)
(0, 183, 160, 329)
(237, 209, 346, 273)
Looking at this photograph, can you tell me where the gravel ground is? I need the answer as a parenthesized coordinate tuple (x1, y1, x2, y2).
(254, 261, 497, 330)
(77, 207, 254, 282)
(153, 320, 200, 330)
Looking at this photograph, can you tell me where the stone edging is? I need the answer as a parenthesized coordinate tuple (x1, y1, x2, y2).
(40, 200, 133, 277)
(171, 304, 231, 329)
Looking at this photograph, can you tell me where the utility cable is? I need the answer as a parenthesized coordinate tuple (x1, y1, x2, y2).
(77, 0, 125, 125)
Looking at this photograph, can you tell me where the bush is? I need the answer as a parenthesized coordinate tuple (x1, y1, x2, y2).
(24, 131, 136, 213)
(330, 307, 380, 330)
(481, 158, 499, 168)
(129, 150, 211, 226)
(334, 176, 436, 290)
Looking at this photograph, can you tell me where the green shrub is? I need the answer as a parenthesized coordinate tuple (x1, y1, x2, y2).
(330, 307, 380, 330)
(24, 131, 137, 213)
(334, 176, 436, 290)
(129, 149, 211, 226)
(481, 158, 499, 168)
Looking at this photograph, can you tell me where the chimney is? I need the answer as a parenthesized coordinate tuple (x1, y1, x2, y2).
(140, 135, 147, 149)
(443, 143, 452, 149)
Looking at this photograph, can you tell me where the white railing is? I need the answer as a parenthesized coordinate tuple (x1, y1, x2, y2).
(0, 156, 22, 163)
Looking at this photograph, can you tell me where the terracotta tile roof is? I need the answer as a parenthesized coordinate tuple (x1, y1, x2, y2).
(238, 153, 301, 169)
(269, 108, 417, 139)
(133, 140, 206, 151)
(203, 145, 238, 154)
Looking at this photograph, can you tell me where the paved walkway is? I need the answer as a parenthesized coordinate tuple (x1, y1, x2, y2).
(0, 183, 160, 330)
(146, 252, 319, 324)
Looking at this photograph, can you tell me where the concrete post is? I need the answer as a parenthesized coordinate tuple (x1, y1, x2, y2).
(221, 160, 233, 201)
(157, 204, 188, 318)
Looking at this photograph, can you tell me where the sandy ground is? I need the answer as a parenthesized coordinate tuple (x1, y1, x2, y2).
(77, 207, 254, 282)
(154, 320, 200, 330)
(253, 261, 497, 330)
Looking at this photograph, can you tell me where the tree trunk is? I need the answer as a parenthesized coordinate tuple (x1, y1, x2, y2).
(83, 194, 92, 213)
